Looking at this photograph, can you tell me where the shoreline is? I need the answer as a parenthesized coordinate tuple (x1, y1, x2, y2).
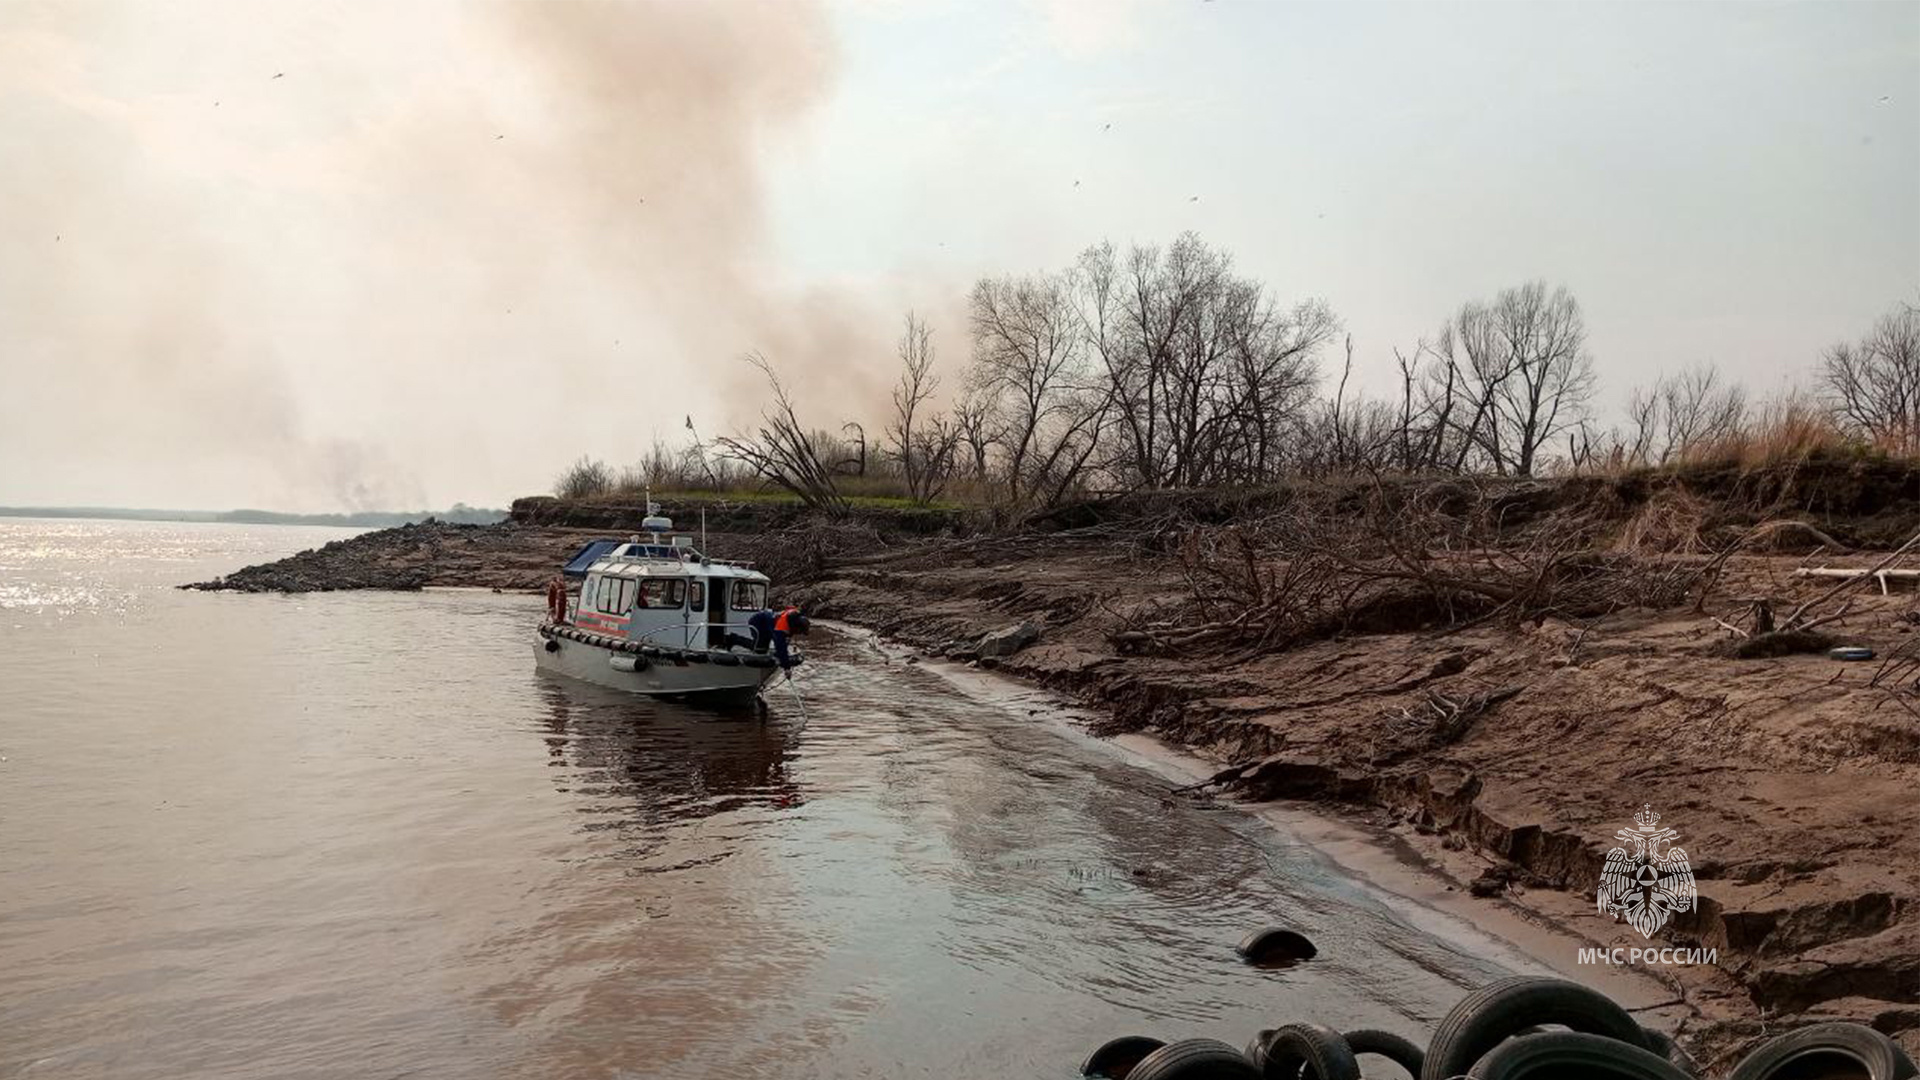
(856, 626, 1693, 1031)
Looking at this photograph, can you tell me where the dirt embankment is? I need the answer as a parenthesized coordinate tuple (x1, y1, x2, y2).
(790, 470, 1920, 1069)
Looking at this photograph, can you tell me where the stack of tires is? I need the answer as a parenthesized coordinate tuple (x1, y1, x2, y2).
(1079, 975, 1917, 1079)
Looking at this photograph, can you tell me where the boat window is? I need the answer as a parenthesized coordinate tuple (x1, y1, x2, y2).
(731, 581, 767, 611)
(598, 577, 632, 615)
(687, 581, 704, 609)
(638, 579, 685, 609)
(581, 576, 599, 609)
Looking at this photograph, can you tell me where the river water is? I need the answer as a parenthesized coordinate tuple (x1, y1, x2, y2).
(2, 518, 1542, 1079)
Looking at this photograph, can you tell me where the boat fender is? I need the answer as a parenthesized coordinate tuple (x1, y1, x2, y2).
(688, 651, 709, 664)
(544, 639, 559, 653)
(712, 654, 740, 667)
(622, 641, 640, 654)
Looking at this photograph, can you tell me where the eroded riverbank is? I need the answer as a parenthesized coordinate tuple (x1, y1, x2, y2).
(792, 533, 1920, 1070)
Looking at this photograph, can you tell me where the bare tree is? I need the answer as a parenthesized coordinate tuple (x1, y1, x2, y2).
(1823, 302, 1920, 454)
(1626, 363, 1748, 465)
(952, 385, 995, 483)
(1077, 233, 1333, 487)
(837, 422, 868, 477)
(1430, 281, 1593, 474)
(714, 352, 848, 513)
(553, 456, 614, 500)
(884, 312, 957, 504)
(967, 271, 1108, 505)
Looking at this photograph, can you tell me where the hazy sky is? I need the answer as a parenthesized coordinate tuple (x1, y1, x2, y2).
(1, 0, 1914, 511)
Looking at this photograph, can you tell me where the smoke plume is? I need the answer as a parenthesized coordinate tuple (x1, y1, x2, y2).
(0, 0, 896, 511)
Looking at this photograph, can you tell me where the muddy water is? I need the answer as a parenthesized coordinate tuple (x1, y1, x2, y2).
(2, 518, 1538, 1079)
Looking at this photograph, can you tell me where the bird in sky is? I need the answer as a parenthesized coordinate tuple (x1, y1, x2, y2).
(272, 72, 284, 79)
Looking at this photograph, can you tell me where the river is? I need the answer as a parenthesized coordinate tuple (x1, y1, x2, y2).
(2, 517, 1549, 1079)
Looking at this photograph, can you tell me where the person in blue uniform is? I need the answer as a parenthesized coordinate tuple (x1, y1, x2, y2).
(740, 605, 808, 667)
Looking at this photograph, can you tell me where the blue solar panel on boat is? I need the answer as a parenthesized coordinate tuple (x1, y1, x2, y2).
(561, 539, 623, 578)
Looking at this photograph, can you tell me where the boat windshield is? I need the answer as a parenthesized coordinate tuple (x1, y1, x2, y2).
(730, 581, 767, 610)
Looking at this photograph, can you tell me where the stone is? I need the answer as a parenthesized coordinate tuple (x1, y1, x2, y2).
(977, 621, 1040, 658)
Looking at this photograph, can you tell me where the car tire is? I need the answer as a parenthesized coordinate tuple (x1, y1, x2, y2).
(1246, 1023, 1359, 1080)
(1342, 1028, 1424, 1077)
(1128, 1038, 1263, 1080)
(1420, 976, 1650, 1080)
(1467, 1031, 1693, 1079)
(1727, 1022, 1918, 1080)
(1082, 1035, 1168, 1079)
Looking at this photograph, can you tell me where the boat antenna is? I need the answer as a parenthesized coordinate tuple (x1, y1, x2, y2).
(701, 507, 707, 553)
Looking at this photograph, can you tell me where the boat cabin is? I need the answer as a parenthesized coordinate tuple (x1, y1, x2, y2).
(565, 519, 770, 651)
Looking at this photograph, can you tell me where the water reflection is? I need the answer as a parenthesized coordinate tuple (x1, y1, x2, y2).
(536, 677, 803, 826)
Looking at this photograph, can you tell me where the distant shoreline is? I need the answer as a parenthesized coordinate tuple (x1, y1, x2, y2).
(0, 505, 508, 528)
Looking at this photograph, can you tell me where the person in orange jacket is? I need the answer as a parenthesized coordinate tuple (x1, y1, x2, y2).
(765, 605, 810, 668)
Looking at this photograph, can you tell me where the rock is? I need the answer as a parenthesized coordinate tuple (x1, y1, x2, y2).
(1469, 866, 1514, 897)
(977, 621, 1040, 658)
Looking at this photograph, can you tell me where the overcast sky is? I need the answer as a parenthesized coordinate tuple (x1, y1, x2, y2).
(1, 0, 1914, 512)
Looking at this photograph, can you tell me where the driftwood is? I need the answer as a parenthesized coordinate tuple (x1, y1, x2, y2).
(1781, 528, 1920, 630)
(1114, 482, 1704, 658)
(1795, 567, 1920, 595)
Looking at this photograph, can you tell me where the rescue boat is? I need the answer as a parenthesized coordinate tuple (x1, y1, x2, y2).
(534, 504, 793, 703)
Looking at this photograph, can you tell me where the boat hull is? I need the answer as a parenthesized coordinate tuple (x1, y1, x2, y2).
(534, 628, 779, 702)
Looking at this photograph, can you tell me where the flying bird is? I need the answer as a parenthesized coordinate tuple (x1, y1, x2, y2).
(1103, 122, 1111, 131)
(272, 72, 284, 79)
(1881, 96, 1894, 104)
(495, 134, 505, 140)
(1073, 179, 1081, 187)
(1189, 195, 1200, 202)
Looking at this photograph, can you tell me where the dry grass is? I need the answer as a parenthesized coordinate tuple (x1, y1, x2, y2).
(1671, 397, 1860, 469)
